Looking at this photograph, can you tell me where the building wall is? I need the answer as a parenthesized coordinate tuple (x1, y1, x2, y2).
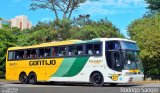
(11, 15, 32, 30)
(0, 15, 32, 30)
(11, 18, 21, 28)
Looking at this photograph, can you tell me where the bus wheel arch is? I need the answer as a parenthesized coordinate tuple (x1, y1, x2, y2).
(28, 71, 37, 84)
(90, 71, 104, 87)
(19, 72, 29, 84)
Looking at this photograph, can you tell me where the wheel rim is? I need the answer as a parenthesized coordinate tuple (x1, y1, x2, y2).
(29, 75, 35, 83)
(20, 74, 27, 83)
(29, 74, 37, 84)
(94, 75, 102, 84)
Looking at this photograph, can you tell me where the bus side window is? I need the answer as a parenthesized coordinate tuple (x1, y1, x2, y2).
(15, 50, 24, 59)
(86, 44, 93, 55)
(44, 48, 51, 57)
(76, 45, 83, 55)
(8, 51, 15, 60)
(52, 47, 58, 57)
(26, 50, 31, 58)
(39, 48, 44, 58)
(30, 49, 37, 58)
(58, 47, 67, 56)
(68, 46, 75, 56)
(94, 43, 101, 55)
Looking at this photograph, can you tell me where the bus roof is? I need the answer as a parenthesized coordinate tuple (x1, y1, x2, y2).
(93, 38, 136, 43)
(8, 40, 81, 50)
(8, 38, 135, 51)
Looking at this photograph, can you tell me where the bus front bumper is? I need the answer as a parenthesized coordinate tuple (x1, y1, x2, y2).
(119, 74, 144, 83)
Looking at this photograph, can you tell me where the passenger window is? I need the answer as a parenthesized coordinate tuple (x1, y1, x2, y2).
(8, 51, 15, 60)
(85, 43, 102, 55)
(68, 46, 75, 56)
(39, 48, 45, 58)
(58, 47, 67, 56)
(15, 50, 24, 59)
(94, 43, 101, 55)
(38, 48, 51, 58)
(24, 49, 37, 59)
(86, 44, 93, 55)
(75, 45, 83, 55)
(52, 47, 59, 57)
(44, 48, 51, 57)
(25, 50, 30, 58)
(30, 49, 37, 58)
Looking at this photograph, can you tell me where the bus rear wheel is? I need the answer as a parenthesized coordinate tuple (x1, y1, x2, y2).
(28, 73, 37, 84)
(90, 72, 104, 87)
(19, 73, 28, 84)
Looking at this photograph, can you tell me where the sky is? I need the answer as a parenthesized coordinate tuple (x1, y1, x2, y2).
(0, 0, 147, 37)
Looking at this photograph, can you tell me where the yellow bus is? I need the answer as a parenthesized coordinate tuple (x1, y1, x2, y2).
(6, 38, 144, 87)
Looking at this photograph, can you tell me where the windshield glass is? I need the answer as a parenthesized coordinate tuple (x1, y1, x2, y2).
(121, 51, 143, 70)
(121, 41, 139, 50)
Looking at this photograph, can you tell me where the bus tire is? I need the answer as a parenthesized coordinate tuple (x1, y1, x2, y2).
(19, 72, 28, 84)
(28, 72, 37, 84)
(90, 72, 104, 87)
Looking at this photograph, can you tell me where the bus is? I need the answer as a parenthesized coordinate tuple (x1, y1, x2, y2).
(6, 38, 144, 87)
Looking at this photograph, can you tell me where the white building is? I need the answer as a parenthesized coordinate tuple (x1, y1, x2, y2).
(10, 15, 32, 30)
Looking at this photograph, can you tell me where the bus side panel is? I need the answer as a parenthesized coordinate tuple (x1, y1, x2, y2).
(6, 61, 19, 81)
(45, 58, 64, 80)
(48, 57, 90, 82)
(6, 60, 46, 81)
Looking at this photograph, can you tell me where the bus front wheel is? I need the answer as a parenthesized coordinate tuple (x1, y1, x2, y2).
(19, 72, 28, 84)
(28, 72, 37, 84)
(90, 72, 104, 87)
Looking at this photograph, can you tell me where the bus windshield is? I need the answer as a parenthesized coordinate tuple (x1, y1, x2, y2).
(121, 51, 142, 70)
(121, 41, 139, 50)
(105, 41, 143, 71)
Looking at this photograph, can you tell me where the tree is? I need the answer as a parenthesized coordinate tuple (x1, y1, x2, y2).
(0, 27, 20, 78)
(17, 22, 58, 46)
(128, 14, 160, 78)
(30, 0, 86, 20)
(145, 0, 160, 15)
(70, 18, 123, 40)
(72, 14, 91, 27)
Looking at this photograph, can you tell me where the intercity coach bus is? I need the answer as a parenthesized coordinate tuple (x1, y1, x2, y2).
(6, 38, 144, 87)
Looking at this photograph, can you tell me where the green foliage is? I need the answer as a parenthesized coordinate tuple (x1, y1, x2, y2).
(18, 22, 56, 46)
(0, 26, 20, 78)
(128, 14, 160, 77)
(70, 19, 123, 40)
(145, 0, 160, 15)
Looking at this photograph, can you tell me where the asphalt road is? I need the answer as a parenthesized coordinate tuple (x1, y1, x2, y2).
(0, 82, 160, 93)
